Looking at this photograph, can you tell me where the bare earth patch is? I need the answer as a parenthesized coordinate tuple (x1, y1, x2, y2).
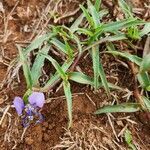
(0, 0, 150, 150)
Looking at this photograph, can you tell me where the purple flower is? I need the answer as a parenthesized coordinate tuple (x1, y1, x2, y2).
(13, 97, 25, 115)
(28, 92, 45, 108)
(13, 92, 45, 127)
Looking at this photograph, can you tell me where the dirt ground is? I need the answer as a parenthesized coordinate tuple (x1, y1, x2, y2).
(0, 0, 150, 149)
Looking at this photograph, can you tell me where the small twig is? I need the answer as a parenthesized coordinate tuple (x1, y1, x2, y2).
(118, 124, 128, 137)
(54, 7, 80, 23)
(29, 0, 52, 40)
(112, 140, 125, 150)
(3, 0, 19, 43)
(107, 113, 120, 142)
(128, 62, 144, 107)
(21, 127, 28, 141)
(132, 126, 148, 150)
(143, 36, 150, 57)
(0, 105, 10, 126)
(46, 92, 84, 103)
(85, 93, 96, 106)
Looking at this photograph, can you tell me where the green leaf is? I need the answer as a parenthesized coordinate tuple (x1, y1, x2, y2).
(99, 9, 108, 19)
(102, 19, 145, 33)
(95, 103, 141, 114)
(140, 53, 150, 72)
(127, 26, 140, 40)
(106, 51, 142, 66)
(25, 34, 52, 54)
(87, 0, 100, 28)
(106, 42, 116, 51)
(137, 72, 150, 89)
(50, 38, 67, 54)
(68, 72, 94, 85)
(146, 85, 150, 91)
(31, 45, 50, 86)
(17, 45, 32, 89)
(92, 46, 100, 89)
(40, 53, 67, 81)
(118, 0, 133, 18)
(125, 129, 136, 150)
(80, 5, 94, 27)
(58, 25, 82, 54)
(64, 39, 74, 60)
(95, 0, 101, 12)
(42, 60, 73, 91)
(125, 129, 132, 145)
(84, 34, 127, 53)
(72, 34, 82, 54)
(23, 89, 32, 104)
(63, 81, 72, 128)
(70, 13, 85, 33)
(108, 83, 124, 91)
(139, 23, 150, 37)
(77, 28, 94, 36)
(99, 58, 110, 96)
(142, 96, 150, 111)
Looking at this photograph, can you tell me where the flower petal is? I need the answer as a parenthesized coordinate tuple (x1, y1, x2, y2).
(28, 92, 45, 108)
(13, 97, 25, 115)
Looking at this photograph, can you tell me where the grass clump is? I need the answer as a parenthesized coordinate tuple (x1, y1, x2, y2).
(16, 0, 150, 127)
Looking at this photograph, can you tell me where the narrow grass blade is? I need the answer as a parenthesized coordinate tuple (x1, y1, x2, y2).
(140, 53, 150, 72)
(17, 45, 32, 89)
(23, 89, 32, 104)
(137, 72, 150, 89)
(42, 60, 73, 91)
(106, 51, 142, 66)
(63, 81, 72, 128)
(102, 19, 145, 33)
(70, 13, 84, 33)
(63, 39, 74, 60)
(68, 72, 94, 85)
(87, 0, 100, 28)
(72, 35, 82, 54)
(84, 34, 127, 52)
(125, 129, 132, 145)
(95, 0, 101, 12)
(140, 23, 150, 37)
(96, 80, 123, 91)
(80, 5, 94, 27)
(99, 9, 108, 19)
(58, 25, 82, 54)
(92, 46, 100, 89)
(146, 85, 150, 91)
(107, 83, 124, 91)
(106, 42, 116, 51)
(50, 38, 67, 54)
(127, 26, 140, 40)
(77, 28, 93, 36)
(95, 103, 141, 114)
(25, 34, 52, 54)
(91, 44, 110, 95)
(142, 96, 150, 111)
(99, 58, 110, 96)
(125, 129, 136, 150)
(118, 0, 133, 18)
(31, 45, 50, 86)
(41, 53, 67, 80)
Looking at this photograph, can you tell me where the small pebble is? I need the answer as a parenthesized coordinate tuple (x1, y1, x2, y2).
(25, 137, 34, 145)
(43, 133, 49, 142)
(49, 123, 55, 130)
(42, 127, 46, 131)
(43, 122, 49, 128)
